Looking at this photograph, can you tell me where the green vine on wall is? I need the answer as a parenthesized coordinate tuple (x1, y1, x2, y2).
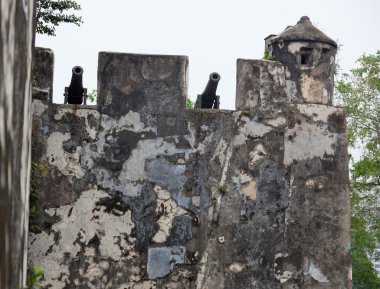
(29, 161, 49, 233)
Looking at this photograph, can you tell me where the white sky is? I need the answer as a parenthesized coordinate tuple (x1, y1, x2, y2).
(36, 0, 380, 109)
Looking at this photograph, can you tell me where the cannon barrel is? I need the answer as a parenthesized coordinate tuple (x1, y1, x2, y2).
(195, 72, 221, 109)
(66, 66, 85, 104)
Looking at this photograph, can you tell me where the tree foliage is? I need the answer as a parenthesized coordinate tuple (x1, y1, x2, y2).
(336, 51, 380, 289)
(36, 0, 83, 36)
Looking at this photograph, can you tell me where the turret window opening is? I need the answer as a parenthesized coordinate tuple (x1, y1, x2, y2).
(299, 47, 313, 65)
(322, 47, 330, 54)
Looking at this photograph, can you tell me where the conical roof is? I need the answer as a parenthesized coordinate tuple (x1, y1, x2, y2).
(271, 16, 337, 47)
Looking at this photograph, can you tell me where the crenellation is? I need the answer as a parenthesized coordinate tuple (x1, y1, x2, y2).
(33, 47, 55, 102)
(28, 16, 351, 289)
(97, 52, 188, 119)
(236, 59, 287, 111)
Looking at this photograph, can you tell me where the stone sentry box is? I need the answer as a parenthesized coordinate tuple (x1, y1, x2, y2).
(28, 17, 351, 289)
(267, 16, 337, 105)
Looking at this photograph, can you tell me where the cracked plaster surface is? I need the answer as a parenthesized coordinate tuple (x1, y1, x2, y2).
(233, 115, 273, 146)
(28, 189, 137, 289)
(152, 185, 187, 243)
(46, 131, 86, 178)
(54, 107, 100, 139)
(284, 121, 337, 166)
(304, 260, 329, 283)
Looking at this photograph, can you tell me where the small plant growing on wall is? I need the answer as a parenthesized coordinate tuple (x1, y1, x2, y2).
(242, 110, 250, 117)
(86, 89, 97, 104)
(262, 50, 272, 60)
(186, 97, 194, 109)
(26, 266, 44, 289)
(217, 185, 227, 194)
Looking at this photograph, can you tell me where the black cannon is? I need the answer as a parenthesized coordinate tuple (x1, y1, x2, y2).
(64, 66, 87, 104)
(195, 72, 221, 109)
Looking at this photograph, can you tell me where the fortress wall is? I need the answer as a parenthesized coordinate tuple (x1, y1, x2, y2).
(28, 51, 351, 289)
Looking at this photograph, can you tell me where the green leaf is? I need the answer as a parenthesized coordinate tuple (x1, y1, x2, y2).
(36, 0, 83, 36)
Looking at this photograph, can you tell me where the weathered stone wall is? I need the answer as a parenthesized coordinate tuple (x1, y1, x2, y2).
(0, 0, 35, 288)
(28, 50, 351, 289)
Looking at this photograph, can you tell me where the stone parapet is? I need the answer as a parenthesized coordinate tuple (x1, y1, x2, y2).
(236, 59, 287, 112)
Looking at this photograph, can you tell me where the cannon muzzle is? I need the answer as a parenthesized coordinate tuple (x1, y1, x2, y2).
(64, 66, 87, 104)
(195, 72, 220, 109)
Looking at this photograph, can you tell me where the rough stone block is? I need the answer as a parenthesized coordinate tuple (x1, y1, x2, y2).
(97, 52, 188, 118)
(33, 47, 54, 102)
(236, 59, 286, 111)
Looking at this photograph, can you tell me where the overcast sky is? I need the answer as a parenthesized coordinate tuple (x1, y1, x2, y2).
(36, 0, 380, 109)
